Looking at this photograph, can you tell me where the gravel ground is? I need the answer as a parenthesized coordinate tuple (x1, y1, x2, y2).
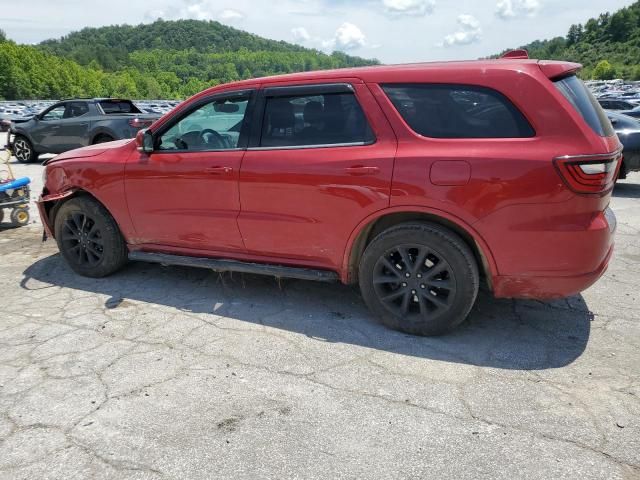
(0, 134, 639, 479)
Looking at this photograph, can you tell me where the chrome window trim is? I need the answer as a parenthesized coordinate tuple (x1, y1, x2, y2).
(247, 140, 375, 152)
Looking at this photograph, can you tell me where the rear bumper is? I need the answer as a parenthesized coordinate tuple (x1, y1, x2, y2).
(622, 150, 640, 172)
(493, 243, 614, 299)
(481, 202, 616, 299)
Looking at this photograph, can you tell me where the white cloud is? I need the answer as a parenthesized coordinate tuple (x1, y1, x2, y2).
(322, 22, 367, 51)
(145, 1, 244, 23)
(441, 14, 481, 47)
(496, 0, 541, 19)
(291, 26, 311, 43)
(219, 9, 245, 23)
(382, 0, 435, 17)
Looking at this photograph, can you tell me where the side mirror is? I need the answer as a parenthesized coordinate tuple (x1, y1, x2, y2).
(136, 129, 154, 153)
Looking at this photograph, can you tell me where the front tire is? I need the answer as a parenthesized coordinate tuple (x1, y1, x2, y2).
(359, 223, 479, 336)
(10, 207, 30, 226)
(54, 196, 128, 277)
(13, 136, 39, 164)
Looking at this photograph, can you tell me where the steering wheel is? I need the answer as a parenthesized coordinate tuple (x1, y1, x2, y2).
(199, 129, 225, 149)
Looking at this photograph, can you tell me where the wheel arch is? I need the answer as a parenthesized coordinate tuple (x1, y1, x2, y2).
(342, 207, 497, 289)
(42, 188, 126, 241)
(12, 131, 40, 154)
(90, 128, 117, 144)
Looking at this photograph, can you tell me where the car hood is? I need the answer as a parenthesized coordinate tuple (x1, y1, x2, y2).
(44, 139, 133, 165)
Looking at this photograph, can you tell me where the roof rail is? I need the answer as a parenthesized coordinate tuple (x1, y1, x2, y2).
(501, 49, 529, 60)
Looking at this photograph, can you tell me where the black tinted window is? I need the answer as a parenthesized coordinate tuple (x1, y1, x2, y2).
(260, 92, 374, 147)
(65, 102, 89, 118)
(382, 84, 535, 139)
(99, 100, 141, 114)
(554, 76, 614, 137)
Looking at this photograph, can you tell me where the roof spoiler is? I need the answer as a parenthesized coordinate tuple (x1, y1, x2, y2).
(501, 49, 529, 59)
(538, 61, 582, 80)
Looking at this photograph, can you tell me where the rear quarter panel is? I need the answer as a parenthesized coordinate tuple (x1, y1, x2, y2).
(367, 64, 616, 277)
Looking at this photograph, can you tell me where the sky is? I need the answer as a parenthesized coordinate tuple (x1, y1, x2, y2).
(1, 0, 636, 63)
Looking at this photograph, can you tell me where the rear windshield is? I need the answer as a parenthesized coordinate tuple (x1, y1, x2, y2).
(554, 76, 614, 137)
(99, 100, 141, 114)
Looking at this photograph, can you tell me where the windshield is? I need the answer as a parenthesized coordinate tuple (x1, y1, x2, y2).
(554, 75, 615, 137)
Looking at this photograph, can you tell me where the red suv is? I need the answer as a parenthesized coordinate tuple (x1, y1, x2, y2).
(38, 58, 621, 335)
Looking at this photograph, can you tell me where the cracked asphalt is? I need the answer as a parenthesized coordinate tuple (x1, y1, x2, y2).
(1, 140, 639, 479)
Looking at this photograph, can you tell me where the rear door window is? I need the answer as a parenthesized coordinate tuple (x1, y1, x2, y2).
(553, 75, 614, 137)
(259, 89, 374, 148)
(382, 84, 535, 139)
(65, 102, 89, 118)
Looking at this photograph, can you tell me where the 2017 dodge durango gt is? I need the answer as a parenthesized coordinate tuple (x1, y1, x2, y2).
(37, 57, 621, 336)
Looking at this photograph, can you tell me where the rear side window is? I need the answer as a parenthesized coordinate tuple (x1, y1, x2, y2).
(553, 76, 614, 137)
(260, 92, 374, 148)
(99, 100, 142, 114)
(382, 84, 535, 139)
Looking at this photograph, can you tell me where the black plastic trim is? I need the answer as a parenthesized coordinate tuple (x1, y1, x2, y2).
(129, 251, 339, 282)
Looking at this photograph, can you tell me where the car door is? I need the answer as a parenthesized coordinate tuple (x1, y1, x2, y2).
(125, 89, 254, 252)
(238, 81, 397, 270)
(56, 101, 92, 149)
(30, 103, 67, 151)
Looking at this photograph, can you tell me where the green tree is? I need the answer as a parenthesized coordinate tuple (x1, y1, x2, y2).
(567, 24, 583, 46)
(593, 60, 616, 80)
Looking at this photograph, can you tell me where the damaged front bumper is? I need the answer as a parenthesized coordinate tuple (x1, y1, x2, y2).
(37, 190, 77, 241)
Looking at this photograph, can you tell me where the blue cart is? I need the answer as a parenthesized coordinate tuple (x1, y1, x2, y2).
(0, 176, 31, 226)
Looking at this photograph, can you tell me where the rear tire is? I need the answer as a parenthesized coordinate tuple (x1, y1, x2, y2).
(92, 134, 114, 144)
(13, 135, 39, 163)
(54, 196, 128, 277)
(358, 222, 479, 336)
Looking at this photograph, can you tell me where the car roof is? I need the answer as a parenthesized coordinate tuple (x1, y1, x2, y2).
(199, 59, 575, 93)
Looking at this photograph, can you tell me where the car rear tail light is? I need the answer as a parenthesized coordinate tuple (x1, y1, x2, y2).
(129, 118, 154, 129)
(553, 150, 622, 195)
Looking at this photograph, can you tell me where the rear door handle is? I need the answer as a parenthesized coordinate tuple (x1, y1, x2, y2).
(345, 166, 380, 176)
(205, 166, 233, 175)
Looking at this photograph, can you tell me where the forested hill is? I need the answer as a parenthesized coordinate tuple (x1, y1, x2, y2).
(0, 20, 377, 100)
(38, 19, 314, 70)
(497, 1, 640, 80)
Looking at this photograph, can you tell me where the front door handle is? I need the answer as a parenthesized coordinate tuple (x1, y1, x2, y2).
(345, 165, 380, 176)
(205, 166, 233, 175)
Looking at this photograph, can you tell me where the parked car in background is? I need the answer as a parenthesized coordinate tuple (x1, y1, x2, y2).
(38, 58, 620, 336)
(615, 104, 640, 120)
(598, 98, 638, 111)
(7, 98, 161, 163)
(607, 111, 640, 179)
